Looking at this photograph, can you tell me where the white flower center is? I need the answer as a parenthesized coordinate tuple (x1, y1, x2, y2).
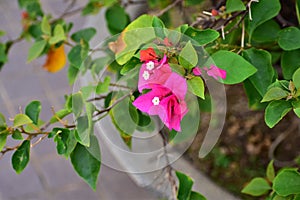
(152, 97, 160, 105)
(142, 71, 150, 80)
(146, 61, 155, 70)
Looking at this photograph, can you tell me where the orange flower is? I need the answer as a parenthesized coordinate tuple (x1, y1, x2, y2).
(43, 44, 66, 73)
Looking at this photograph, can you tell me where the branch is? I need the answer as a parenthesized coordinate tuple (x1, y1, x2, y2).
(155, 0, 183, 17)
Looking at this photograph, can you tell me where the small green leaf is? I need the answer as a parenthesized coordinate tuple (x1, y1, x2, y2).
(72, 92, 84, 118)
(13, 114, 33, 128)
(245, 0, 281, 40)
(273, 169, 300, 196)
(41, 15, 51, 35)
(12, 140, 30, 174)
(50, 109, 72, 124)
(49, 24, 66, 45)
(70, 142, 101, 190)
(12, 129, 24, 140)
(252, 20, 281, 42)
(96, 76, 111, 94)
(169, 63, 186, 76)
(71, 28, 96, 43)
(176, 171, 194, 200)
(75, 116, 90, 146)
(53, 128, 77, 157)
(241, 177, 271, 196)
(105, 5, 130, 34)
(0, 113, 6, 127)
(265, 100, 292, 128)
(243, 48, 275, 96)
(152, 16, 166, 38)
(68, 65, 79, 84)
(0, 133, 8, 152)
(120, 57, 140, 75)
(281, 50, 300, 80)
(293, 68, 300, 89)
(190, 191, 207, 200)
(226, 0, 246, 13)
(179, 41, 198, 69)
(27, 40, 47, 62)
(211, 50, 257, 84)
(187, 77, 205, 99)
(278, 27, 300, 51)
(0, 43, 8, 63)
(261, 87, 289, 102)
(68, 45, 85, 69)
(185, 27, 220, 46)
(266, 160, 275, 182)
(243, 79, 268, 110)
(25, 100, 41, 125)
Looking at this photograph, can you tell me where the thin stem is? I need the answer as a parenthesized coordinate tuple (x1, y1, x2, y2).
(155, 0, 183, 17)
(159, 129, 178, 200)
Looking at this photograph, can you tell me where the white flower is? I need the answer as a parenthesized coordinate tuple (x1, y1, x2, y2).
(152, 97, 160, 105)
(146, 61, 155, 70)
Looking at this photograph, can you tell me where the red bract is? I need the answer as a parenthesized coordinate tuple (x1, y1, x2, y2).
(140, 47, 157, 62)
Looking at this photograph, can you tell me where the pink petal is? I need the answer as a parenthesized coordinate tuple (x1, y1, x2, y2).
(205, 65, 227, 80)
(138, 59, 172, 92)
(192, 67, 202, 76)
(163, 72, 187, 100)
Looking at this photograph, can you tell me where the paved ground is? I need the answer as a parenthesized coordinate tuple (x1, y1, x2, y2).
(0, 1, 157, 200)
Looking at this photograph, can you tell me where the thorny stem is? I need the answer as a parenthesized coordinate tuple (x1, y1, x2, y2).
(159, 129, 178, 200)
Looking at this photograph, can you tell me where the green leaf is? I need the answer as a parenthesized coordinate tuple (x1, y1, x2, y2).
(261, 87, 289, 102)
(243, 79, 268, 110)
(12, 130, 23, 140)
(25, 100, 41, 125)
(13, 114, 33, 128)
(68, 45, 86, 69)
(86, 135, 101, 162)
(295, 194, 300, 200)
(53, 128, 77, 157)
(0, 113, 6, 127)
(245, 0, 281, 40)
(105, 5, 130, 35)
(41, 15, 51, 35)
(0, 43, 8, 63)
(185, 27, 219, 46)
(243, 48, 275, 96)
(190, 191, 207, 200)
(12, 140, 30, 174)
(179, 41, 198, 69)
(273, 169, 300, 196)
(50, 109, 72, 124)
(70, 142, 100, 190)
(68, 65, 79, 84)
(169, 63, 185, 76)
(293, 68, 300, 89)
(252, 20, 281, 43)
(241, 177, 271, 196)
(226, 0, 246, 13)
(115, 15, 155, 65)
(266, 160, 275, 182)
(281, 50, 300, 80)
(152, 16, 166, 38)
(297, 0, 300, 25)
(82, 2, 102, 16)
(71, 28, 96, 43)
(49, 24, 66, 45)
(120, 57, 140, 75)
(75, 116, 90, 146)
(187, 77, 205, 99)
(27, 40, 47, 62)
(211, 50, 257, 84)
(0, 133, 8, 152)
(265, 100, 292, 128)
(72, 92, 84, 118)
(176, 171, 194, 200)
(96, 76, 111, 94)
(278, 27, 300, 51)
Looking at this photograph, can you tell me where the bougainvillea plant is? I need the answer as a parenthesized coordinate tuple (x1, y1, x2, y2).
(0, 0, 300, 199)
